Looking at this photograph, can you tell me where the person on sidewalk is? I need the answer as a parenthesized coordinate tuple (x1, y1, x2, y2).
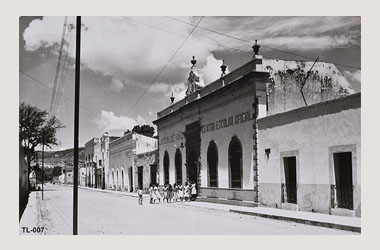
(154, 183, 161, 204)
(191, 182, 197, 201)
(137, 188, 143, 205)
(168, 184, 173, 203)
(178, 183, 183, 202)
(184, 182, 190, 202)
(149, 183, 154, 204)
(163, 184, 168, 203)
(173, 183, 178, 202)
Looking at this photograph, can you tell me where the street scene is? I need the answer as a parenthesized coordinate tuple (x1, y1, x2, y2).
(20, 184, 358, 235)
(19, 16, 361, 235)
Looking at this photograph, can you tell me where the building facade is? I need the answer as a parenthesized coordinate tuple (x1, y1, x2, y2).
(153, 43, 357, 208)
(153, 52, 268, 203)
(84, 137, 103, 188)
(109, 132, 157, 192)
(100, 132, 120, 189)
(257, 93, 361, 217)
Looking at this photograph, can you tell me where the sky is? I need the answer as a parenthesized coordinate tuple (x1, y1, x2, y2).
(19, 16, 361, 150)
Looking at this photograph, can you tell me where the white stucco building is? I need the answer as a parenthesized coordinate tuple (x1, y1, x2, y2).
(109, 132, 157, 192)
(258, 93, 361, 217)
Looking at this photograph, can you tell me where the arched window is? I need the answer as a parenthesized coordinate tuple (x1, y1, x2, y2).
(112, 170, 115, 188)
(121, 168, 124, 189)
(175, 148, 182, 184)
(163, 151, 170, 185)
(229, 136, 242, 188)
(116, 169, 119, 189)
(207, 140, 218, 187)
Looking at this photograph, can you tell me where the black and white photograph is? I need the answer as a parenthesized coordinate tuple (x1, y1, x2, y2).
(17, 15, 363, 236)
(19, 16, 362, 235)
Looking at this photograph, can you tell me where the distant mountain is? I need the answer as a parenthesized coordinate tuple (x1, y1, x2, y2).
(36, 147, 85, 166)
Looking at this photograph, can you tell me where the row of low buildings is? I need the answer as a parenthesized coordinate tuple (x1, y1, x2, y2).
(81, 44, 361, 218)
(82, 131, 157, 193)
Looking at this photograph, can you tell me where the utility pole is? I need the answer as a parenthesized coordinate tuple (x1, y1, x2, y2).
(73, 16, 81, 235)
(41, 130, 44, 200)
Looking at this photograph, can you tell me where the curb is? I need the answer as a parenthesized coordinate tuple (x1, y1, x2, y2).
(229, 209, 361, 233)
(61, 184, 361, 233)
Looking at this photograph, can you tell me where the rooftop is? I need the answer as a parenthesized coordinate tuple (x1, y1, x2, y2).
(154, 55, 268, 123)
(258, 92, 361, 130)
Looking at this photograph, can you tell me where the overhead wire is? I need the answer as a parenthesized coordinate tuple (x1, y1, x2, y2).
(123, 16, 251, 55)
(51, 17, 76, 116)
(165, 16, 361, 70)
(20, 70, 99, 118)
(123, 16, 205, 116)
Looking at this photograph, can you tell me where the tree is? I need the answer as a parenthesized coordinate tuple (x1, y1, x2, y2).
(132, 124, 154, 137)
(19, 102, 65, 170)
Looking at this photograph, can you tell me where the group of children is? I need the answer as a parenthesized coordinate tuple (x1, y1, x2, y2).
(142, 182, 197, 204)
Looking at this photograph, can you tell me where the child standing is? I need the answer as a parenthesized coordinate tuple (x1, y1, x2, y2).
(149, 184, 154, 204)
(154, 183, 161, 204)
(163, 184, 168, 203)
(191, 182, 197, 201)
(173, 183, 178, 202)
(178, 183, 183, 202)
(184, 182, 190, 202)
(168, 184, 173, 203)
(137, 188, 143, 205)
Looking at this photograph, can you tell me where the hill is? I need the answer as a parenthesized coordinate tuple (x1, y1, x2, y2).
(36, 147, 85, 166)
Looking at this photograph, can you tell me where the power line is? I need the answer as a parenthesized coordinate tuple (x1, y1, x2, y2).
(165, 16, 361, 70)
(124, 16, 205, 115)
(20, 70, 99, 117)
(123, 17, 251, 55)
(50, 16, 68, 115)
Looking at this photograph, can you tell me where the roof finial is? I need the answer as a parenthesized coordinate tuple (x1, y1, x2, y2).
(191, 56, 197, 68)
(220, 59, 227, 76)
(252, 40, 260, 56)
(170, 92, 175, 104)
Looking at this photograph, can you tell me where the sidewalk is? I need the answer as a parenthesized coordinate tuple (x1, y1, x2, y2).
(185, 202, 361, 233)
(19, 191, 44, 235)
(77, 185, 361, 233)
(22, 184, 361, 233)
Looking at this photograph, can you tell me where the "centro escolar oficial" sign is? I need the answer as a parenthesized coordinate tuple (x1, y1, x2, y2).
(201, 110, 255, 134)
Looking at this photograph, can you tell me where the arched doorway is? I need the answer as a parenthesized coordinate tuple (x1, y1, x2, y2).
(116, 169, 119, 190)
(175, 148, 182, 184)
(121, 168, 124, 189)
(163, 151, 170, 185)
(229, 136, 242, 188)
(112, 170, 115, 189)
(207, 140, 218, 187)
(188, 151, 198, 183)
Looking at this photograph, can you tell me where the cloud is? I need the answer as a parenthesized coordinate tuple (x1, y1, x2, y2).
(343, 70, 361, 91)
(136, 115, 146, 125)
(109, 77, 125, 92)
(23, 16, 218, 89)
(148, 54, 226, 98)
(343, 70, 361, 83)
(201, 16, 360, 51)
(149, 82, 187, 100)
(200, 55, 229, 83)
(23, 16, 360, 93)
(93, 110, 146, 132)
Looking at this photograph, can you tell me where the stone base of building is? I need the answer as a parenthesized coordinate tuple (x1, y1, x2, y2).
(281, 202, 299, 211)
(330, 208, 355, 217)
(196, 196, 258, 208)
(199, 187, 258, 202)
